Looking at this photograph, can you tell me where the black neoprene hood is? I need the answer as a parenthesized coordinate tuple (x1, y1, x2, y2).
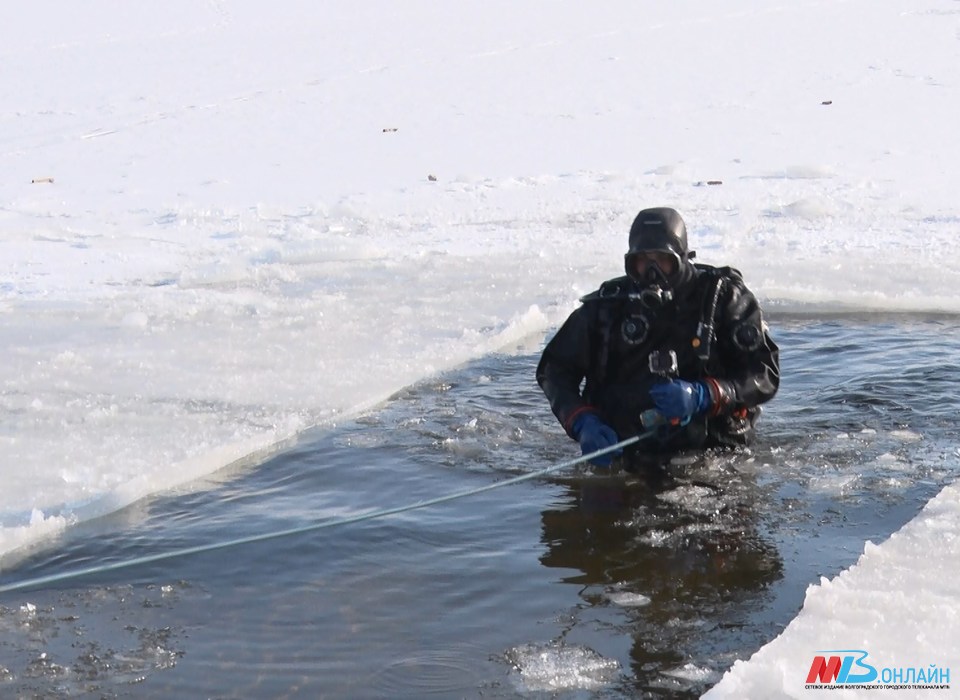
(627, 207, 689, 258)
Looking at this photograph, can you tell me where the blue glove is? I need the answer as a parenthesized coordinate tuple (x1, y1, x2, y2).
(572, 413, 621, 467)
(649, 379, 711, 421)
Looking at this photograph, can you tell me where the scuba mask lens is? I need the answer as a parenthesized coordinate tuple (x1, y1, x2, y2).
(642, 258, 670, 286)
(633, 254, 675, 309)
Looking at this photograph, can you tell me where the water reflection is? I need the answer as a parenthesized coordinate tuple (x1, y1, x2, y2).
(538, 457, 783, 694)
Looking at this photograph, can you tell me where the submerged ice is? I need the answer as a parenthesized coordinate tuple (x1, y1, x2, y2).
(504, 642, 621, 692)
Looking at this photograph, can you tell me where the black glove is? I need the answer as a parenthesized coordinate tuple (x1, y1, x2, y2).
(572, 413, 621, 467)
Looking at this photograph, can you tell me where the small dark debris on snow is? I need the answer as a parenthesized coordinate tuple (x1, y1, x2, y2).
(821, 100, 833, 105)
(382, 127, 398, 133)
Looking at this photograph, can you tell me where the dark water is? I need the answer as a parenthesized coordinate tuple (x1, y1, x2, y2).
(2, 315, 959, 699)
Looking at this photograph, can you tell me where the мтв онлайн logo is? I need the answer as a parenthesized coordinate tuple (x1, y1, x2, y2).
(806, 650, 878, 685)
(805, 650, 951, 690)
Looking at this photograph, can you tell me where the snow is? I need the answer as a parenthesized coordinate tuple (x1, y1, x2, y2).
(2, 0, 960, 693)
(704, 481, 960, 698)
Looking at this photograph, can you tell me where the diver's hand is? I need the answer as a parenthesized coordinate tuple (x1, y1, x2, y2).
(649, 379, 711, 421)
(572, 413, 621, 467)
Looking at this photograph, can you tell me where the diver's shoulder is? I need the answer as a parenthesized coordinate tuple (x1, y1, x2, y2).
(579, 275, 632, 303)
(694, 262, 744, 282)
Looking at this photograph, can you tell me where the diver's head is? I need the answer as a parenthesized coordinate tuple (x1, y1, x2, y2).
(624, 207, 695, 292)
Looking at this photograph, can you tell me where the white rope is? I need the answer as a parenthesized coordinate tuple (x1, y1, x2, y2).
(0, 434, 645, 594)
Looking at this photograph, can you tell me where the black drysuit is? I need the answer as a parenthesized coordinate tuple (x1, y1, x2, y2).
(537, 263, 780, 466)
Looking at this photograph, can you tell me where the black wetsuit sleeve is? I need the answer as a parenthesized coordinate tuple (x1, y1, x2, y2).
(536, 306, 596, 438)
(711, 282, 780, 411)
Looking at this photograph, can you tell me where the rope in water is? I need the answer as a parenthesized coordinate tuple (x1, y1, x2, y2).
(0, 433, 647, 595)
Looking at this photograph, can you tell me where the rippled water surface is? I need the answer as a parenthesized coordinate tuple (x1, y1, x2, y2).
(1, 314, 959, 698)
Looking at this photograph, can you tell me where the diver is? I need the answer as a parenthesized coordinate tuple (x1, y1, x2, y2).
(537, 206, 780, 472)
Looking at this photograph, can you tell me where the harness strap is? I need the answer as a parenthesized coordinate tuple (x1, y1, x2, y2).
(695, 272, 725, 363)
